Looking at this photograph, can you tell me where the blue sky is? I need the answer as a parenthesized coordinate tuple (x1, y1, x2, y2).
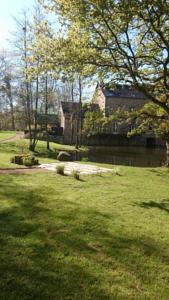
(0, 0, 35, 48)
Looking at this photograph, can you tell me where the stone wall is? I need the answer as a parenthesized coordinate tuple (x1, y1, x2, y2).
(82, 134, 165, 147)
(105, 96, 147, 116)
(62, 116, 78, 145)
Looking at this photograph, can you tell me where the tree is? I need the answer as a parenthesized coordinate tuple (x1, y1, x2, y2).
(11, 5, 58, 151)
(83, 109, 107, 136)
(39, 0, 169, 164)
(0, 52, 16, 130)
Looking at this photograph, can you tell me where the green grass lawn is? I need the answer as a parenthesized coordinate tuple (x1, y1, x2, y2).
(0, 131, 16, 141)
(0, 167, 169, 299)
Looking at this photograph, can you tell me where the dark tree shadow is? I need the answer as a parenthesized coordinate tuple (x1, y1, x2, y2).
(137, 199, 169, 213)
(0, 174, 111, 300)
(0, 174, 169, 299)
(149, 168, 169, 177)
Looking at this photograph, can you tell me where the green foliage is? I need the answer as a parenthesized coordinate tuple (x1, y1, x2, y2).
(22, 156, 39, 167)
(111, 167, 121, 176)
(123, 103, 169, 140)
(56, 164, 65, 175)
(81, 157, 89, 162)
(47, 150, 59, 159)
(83, 110, 108, 136)
(10, 154, 39, 167)
(71, 169, 80, 180)
(38, 0, 169, 142)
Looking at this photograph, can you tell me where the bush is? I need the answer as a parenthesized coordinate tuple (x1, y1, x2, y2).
(22, 156, 39, 167)
(10, 155, 39, 167)
(71, 169, 80, 180)
(81, 157, 89, 162)
(56, 164, 65, 175)
(112, 167, 121, 176)
(47, 150, 58, 159)
(96, 168, 102, 177)
(10, 155, 24, 165)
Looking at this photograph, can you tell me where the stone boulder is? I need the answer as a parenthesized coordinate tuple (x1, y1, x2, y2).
(57, 151, 72, 161)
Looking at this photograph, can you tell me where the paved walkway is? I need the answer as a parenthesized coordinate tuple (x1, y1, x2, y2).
(39, 162, 113, 175)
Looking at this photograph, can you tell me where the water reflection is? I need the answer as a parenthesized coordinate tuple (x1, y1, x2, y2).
(80, 146, 166, 167)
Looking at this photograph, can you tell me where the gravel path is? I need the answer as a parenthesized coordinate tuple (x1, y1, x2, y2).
(0, 168, 48, 175)
(0, 132, 24, 144)
(39, 162, 113, 175)
(0, 163, 113, 175)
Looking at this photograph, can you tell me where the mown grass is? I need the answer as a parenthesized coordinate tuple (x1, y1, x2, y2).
(0, 131, 16, 141)
(0, 167, 169, 299)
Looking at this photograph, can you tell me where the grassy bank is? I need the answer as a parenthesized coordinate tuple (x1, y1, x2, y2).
(0, 138, 85, 168)
(0, 131, 16, 141)
(0, 167, 169, 299)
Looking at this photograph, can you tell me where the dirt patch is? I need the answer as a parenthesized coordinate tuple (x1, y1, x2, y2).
(0, 168, 48, 174)
(0, 132, 24, 144)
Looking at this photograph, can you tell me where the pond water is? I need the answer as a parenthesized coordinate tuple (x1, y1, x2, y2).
(79, 146, 166, 167)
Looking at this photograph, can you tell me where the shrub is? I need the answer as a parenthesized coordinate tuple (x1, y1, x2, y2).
(56, 164, 65, 175)
(47, 150, 58, 159)
(22, 156, 39, 167)
(10, 155, 24, 165)
(23, 156, 34, 167)
(72, 169, 80, 180)
(96, 168, 102, 176)
(10, 155, 39, 167)
(81, 157, 89, 162)
(112, 167, 121, 176)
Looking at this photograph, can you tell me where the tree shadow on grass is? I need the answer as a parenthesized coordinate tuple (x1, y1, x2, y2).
(0, 174, 169, 299)
(137, 199, 169, 213)
(148, 168, 169, 177)
(0, 174, 111, 300)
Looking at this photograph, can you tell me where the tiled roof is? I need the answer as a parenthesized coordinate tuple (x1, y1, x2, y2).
(102, 85, 147, 99)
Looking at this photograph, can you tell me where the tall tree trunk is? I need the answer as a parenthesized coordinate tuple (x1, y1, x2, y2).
(10, 101, 15, 130)
(31, 74, 39, 151)
(71, 82, 74, 102)
(70, 113, 74, 145)
(9, 93, 15, 131)
(70, 82, 74, 144)
(26, 82, 33, 151)
(23, 24, 33, 151)
(166, 139, 169, 167)
(75, 76, 82, 149)
(45, 75, 50, 150)
(5, 76, 15, 130)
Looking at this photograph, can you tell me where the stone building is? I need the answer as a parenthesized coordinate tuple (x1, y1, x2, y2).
(87, 83, 164, 147)
(59, 101, 80, 144)
(93, 83, 147, 115)
(58, 85, 164, 148)
(93, 83, 148, 134)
